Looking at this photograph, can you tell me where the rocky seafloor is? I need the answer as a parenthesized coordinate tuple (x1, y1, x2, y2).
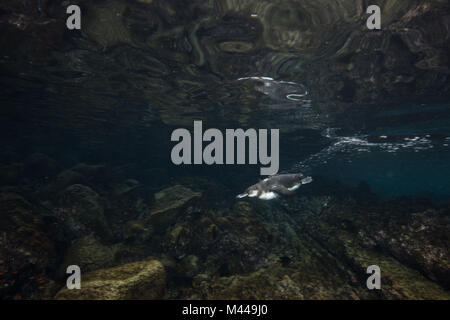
(0, 152, 449, 300)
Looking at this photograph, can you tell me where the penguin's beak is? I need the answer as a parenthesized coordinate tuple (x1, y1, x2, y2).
(236, 193, 248, 199)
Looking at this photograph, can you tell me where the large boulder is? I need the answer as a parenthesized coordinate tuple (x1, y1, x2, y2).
(55, 260, 166, 300)
(290, 197, 450, 299)
(147, 185, 201, 232)
(59, 235, 151, 277)
(158, 201, 275, 282)
(0, 192, 57, 299)
(59, 235, 116, 275)
(55, 184, 112, 241)
(358, 207, 450, 290)
(122, 219, 153, 244)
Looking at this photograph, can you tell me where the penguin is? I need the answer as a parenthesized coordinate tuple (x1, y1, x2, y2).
(236, 173, 312, 200)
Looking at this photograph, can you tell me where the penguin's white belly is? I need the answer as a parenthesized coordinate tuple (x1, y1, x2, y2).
(258, 191, 278, 200)
(288, 183, 301, 191)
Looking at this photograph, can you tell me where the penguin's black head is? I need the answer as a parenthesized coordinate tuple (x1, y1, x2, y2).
(246, 185, 260, 198)
(236, 184, 260, 199)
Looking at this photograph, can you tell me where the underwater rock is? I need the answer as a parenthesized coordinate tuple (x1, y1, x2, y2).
(284, 195, 333, 218)
(158, 200, 275, 281)
(83, 0, 132, 50)
(122, 219, 153, 244)
(59, 234, 151, 277)
(292, 198, 450, 298)
(0, 192, 56, 299)
(148, 185, 202, 232)
(38, 170, 88, 199)
(207, 202, 274, 274)
(179, 255, 200, 278)
(110, 242, 152, 266)
(84, 173, 154, 242)
(107, 193, 153, 240)
(326, 230, 450, 299)
(112, 179, 142, 196)
(188, 259, 359, 300)
(167, 192, 450, 300)
(59, 235, 116, 275)
(360, 207, 450, 290)
(55, 184, 112, 241)
(192, 273, 210, 288)
(185, 203, 450, 300)
(55, 259, 166, 300)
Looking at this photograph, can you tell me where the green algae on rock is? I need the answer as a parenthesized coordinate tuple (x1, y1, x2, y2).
(55, 259, 166, 300)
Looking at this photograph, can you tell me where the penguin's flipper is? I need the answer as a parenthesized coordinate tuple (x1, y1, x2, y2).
(270, 185, 296, 196)
(236, 193, 248, 199)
